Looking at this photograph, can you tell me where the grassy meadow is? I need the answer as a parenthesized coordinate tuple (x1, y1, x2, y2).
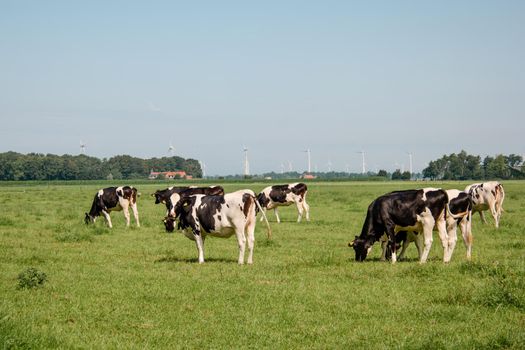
(1, 180, 524, 349)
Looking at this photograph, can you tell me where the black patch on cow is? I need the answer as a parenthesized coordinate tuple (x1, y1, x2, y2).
(448, 192, 471, 216)
(242, 193, 253, 217)
(423, 189, 449, 220)
(195, 195, 226, 233)
(291, 183, 307, 198)
(87, 187, 119, 218)
(174, 196, 198, 233)
(269, 185, 291, 203)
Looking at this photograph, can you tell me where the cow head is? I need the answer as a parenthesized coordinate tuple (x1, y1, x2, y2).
(152, 191, 164, 204)
(84, 213, 95, 225)
(348, 236, 371, 261)
(163, 216, 176, 232)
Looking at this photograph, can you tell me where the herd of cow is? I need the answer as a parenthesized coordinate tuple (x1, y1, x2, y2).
(84, 183, 309, 264)
(84, 181, 505, 264)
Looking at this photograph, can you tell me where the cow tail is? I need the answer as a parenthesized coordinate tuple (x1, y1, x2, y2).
(445, 203, 467, 220)
(253, 195, 272, 240)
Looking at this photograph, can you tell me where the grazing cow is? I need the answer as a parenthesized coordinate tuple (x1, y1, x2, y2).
(163, 189, 271, 264)
(256, 183, 310, 223)
(85, 186, 140, 228)
(380, 189, 474, 261)
(153, 186, 224, 214)
(349, 188, 449, 263)
(465, 181, 505, 228)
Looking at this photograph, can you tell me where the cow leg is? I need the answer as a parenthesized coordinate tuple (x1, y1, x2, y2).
(460, 217, 473, 261)
(274, 208, 281, 223)
(194, 231, 205, 264)
(419, 218, 435, 264)
(445, 220, 458, 263)
(414, 234, 423, 260)
(121, 201, 131, 227)
(102, 210, 113, 228)
(435, 217, 450, 263)
(295, 200, 304, 223)
(398, 239, 410, 261)
(246, 219, 256, 265)
(379, 238, 387, 261)
(489, 202, 499, 228)
(478, 211, 487, 224)
(495, 198, 503, 227)
(303, 200, 310, 222)
(235, 227, 247, 265)
(131, 202, 140, 227)
(385, 224, 397, 264)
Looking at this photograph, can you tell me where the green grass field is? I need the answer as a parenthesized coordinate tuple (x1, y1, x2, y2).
(1, 181, 524, 349)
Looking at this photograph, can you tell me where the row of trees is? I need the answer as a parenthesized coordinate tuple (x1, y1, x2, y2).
(422, 151, 524, 180)
(1, 150, 523, 181)
(0, 152, 202, 181)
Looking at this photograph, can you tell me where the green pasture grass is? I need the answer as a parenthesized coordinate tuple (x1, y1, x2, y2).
(0, 181, 524, 349)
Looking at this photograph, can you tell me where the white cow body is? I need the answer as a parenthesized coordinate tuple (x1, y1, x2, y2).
(167, 189, 265, 264)
(257, 183, 310, 223)
(465, 181, 504, 228)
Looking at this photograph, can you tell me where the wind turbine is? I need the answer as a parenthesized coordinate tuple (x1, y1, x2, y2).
(168, 141, 175, 156)
(326, 160, 333, 172)
(303, 148, 312, 173)
(407, 152, 413, 177)
(287, 160, 293, 172)
(199, 161, 206, 178)
(357, 150, 366, 174)
(80, 140, 86, 155)
(243, 146, 250, 176)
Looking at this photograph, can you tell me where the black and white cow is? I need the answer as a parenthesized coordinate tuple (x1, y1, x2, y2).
(163, 189, 271, 264)
(465, 181, 505, 228)
(256, 183, 310, 223)
(378, 189, 474, 261)
(85, 186, 140, 228)
(349, 188, 449, 263)
(153, 186, 225, 215)
(164, 186, 225, 217)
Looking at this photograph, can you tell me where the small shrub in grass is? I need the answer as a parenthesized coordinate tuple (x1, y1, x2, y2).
(17, 267, 47, 289)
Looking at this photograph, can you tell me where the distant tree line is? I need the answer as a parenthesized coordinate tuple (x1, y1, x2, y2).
(422, 151, 524, 180)
(0, 152, 202, 180)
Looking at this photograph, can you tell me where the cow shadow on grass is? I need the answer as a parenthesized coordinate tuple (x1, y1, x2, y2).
(361, 257, 421, 263)
(155, 256, 237, 264)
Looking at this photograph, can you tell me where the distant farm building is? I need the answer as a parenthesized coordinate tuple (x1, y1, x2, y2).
(148, 170, 190, 180)
(301, 173, 317, 180)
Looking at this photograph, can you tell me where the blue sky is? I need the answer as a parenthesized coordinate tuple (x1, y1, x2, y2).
(1, 1, 524, 175)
